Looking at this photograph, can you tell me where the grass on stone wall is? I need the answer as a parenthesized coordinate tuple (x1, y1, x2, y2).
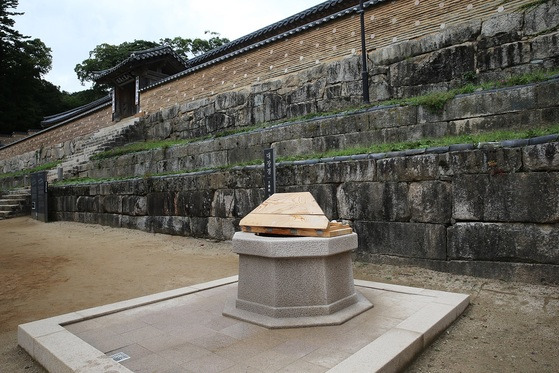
(377, 69, 559, 112)
(0, 160, 62, 180)
(90, 124, 267, 161)
(83, 68, 559, 162)
(51, 176, 132, 186)
(277, 123, 559, 162)
(52, 123, 559, 186)
(90, 138, 204, 161)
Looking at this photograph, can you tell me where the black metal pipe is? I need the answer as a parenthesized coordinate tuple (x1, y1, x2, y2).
(359, 0, 370, 104)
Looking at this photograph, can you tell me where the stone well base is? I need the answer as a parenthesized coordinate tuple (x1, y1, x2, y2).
(223, 232, 372, 328)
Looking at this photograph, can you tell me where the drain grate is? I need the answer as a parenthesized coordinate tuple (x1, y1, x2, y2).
(110, 351, 130, 363)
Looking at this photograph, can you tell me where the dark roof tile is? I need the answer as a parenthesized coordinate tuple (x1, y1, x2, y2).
(93, 45, 188, 82)
(41, 95, 111, 127)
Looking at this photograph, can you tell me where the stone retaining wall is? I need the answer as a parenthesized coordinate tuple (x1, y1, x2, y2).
(87, 78, 559, 179)
(0, 106, 112, 172)
(49, 139, 559, 284)
(1, 1, 557, 174)
(139, 0, 544, 114)
(133, 5, 559, 144)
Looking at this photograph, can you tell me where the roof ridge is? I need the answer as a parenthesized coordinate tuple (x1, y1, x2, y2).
(93, 45, 188, 81)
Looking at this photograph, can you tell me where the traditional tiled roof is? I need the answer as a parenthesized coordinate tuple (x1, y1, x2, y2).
(186, 0, 366, 66)
(42, 0, 378, 126)
(41, 95, 111, 128)
(143, 0, 381, 90)
(92, 45, 189, 83)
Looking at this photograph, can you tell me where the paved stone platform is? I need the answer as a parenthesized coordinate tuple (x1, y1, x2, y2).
(18, 277, 469, 372)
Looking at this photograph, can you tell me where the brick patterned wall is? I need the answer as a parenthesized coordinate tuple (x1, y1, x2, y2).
(0, 106, 112, 162)
(0, 0, 537, 165)
(140, 0, 532, 114)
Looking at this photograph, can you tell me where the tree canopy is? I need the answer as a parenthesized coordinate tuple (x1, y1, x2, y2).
(74, 32, 230, 90)
(0, 0, 229, 134)
(74, 40, 160, 88)
(160, 31, 230, 58)
(0, 0, 64, 133)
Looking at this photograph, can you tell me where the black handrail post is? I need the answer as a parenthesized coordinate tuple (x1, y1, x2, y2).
(359, 0, 370, 104)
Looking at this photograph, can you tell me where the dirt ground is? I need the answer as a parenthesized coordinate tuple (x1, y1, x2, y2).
(0, 217, 557, 372)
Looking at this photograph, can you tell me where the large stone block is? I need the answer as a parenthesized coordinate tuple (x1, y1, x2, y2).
(409, 181, 452, 223)
(532, 31, 559, 60)
(192, 150, 228, 169)
(354, 221, 446, 260)
(371, 40, 415, 66)
(310, 135, 346, 153)
(326, 56, 360, 84)
(211, 189, 235, 218)
(225, 168, 263, 189)
(524, 0, 559, 35)
(523, 142, 559, 171)
(149, 216, 190, 236)
(411, 20, 482, 57)
(122, 195, 147, 216)
(62, 195, 77, 213)
(98, 213, 121, 228)
(441, 148, 522, 176)
(207, 217, 237, 240)
(147, 121, 172, 140)
(215, 90, 249, 111)
(272, 137, 314, 158)
(377, 154, 440, 182)
(233, 188, 264, 218)
(453, 173, 559, 223)
(227, 145, 263, 165)
(534, 79, 559, 109)
(75, 196, 99, 213)
(368, 105, 418, 130)
(101, 195, 122, 214)
(286, 101, 316, 118)
(337, 182, 410, 221)
(319, 113, 368, 136)
(477, 41, 532, 71)
(189, 217, 208, 237)
(480, 12, 523, 39)
(444, 85, 537, 121)
(446, 110, 543, 136)
(176, 189, 214, 217)
(283, 159, 375, 185)
(147, 192, 177, 216)
(251, 93, 286, 123)
(390, 45, 476, 87)
(448, 222, 559, 264)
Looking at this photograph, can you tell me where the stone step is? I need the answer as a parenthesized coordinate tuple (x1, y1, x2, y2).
(6, 187, 30, 193)
(26, 118, 139, 183)
(2, 194, 29, 200)
(0, 204, 19, 211)
(0, 198, 27, 205)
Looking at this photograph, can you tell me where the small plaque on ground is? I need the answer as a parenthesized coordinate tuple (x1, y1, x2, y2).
(110, 351, 130, 362)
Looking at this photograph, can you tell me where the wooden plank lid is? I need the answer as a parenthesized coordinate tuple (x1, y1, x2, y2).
(239, 192, 352, 237)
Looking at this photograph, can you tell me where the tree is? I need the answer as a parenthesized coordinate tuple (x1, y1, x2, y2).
(75, 33, 230, 89)
(0, 0, 64, 133)
(160, 31, 230, 59)
(74, 40, 159, 89)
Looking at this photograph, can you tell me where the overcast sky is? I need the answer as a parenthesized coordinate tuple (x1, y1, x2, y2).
(14, 0, 322, 93)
